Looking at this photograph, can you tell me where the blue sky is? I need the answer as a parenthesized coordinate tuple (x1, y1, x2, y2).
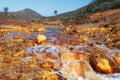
(0, 0, 92, 16)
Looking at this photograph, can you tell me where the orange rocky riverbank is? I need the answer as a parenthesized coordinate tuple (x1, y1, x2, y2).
(0, 22, 120, 80)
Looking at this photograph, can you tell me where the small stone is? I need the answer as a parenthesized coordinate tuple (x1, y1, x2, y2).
(66, 27, 71, 31)
(41, 61, 54, 69)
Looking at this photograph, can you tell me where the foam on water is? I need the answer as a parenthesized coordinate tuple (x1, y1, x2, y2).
(96, 44, 120, 52)
(21, 56, 33, 62)
(25, 44, 120, 80)
(84, 72, 120, 80)
(25, 45, 60, 56)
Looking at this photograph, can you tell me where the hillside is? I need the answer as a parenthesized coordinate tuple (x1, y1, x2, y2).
(10, 8, 42, 20)
(0, 12, 10, 20)
(78, 8, 120, 24)
(0, 8, 42, 20)
(51, 0, 120, 22)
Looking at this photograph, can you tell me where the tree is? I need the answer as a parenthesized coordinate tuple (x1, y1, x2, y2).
(54, 10, 58, 16)
(4, 7, 9, 15)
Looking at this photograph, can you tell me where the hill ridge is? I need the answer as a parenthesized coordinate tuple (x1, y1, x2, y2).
(0, 8, 42, 20)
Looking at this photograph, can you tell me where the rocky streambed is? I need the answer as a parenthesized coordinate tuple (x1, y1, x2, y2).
(0, 24, 120, 80)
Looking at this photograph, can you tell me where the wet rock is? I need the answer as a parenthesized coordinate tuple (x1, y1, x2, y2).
(10, 74, 21, 80)
(13, 35, 22, 39)
(89, 44, 120, 74)
(0, 74, 11, 80)
(115, 57, 120, 65)
(27, 40, 36, 47)
(37, 27, 46, 32)
(36, 35, 46, 44)
(114, 41, 120, 49)
(41, 61, 54, 69)
(13, 38, 23, 42)
(90, 55, 113, 74)
(65, 27, 71, 31)
(57, 74, 67, 80)
(105, 42, 114, 49)
(74, 52, 89, 60)
(39, 71, 59, 80)
(112, 38, 120, 43)
(114, 56, 120, 65)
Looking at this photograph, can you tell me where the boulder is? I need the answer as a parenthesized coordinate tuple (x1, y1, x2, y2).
(36, 35, 46, 44)
(90, 55, 113, 74)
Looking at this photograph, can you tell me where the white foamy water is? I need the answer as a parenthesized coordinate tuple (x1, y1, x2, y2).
(96, 44, 120, 53)
(25, 45, 60, 56)
(84, 72, 120, 80)
(25, 44, 120, 80)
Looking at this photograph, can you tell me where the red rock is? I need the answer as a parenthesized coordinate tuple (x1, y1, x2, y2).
(0, 74, 11, 80)
(74, 52, 89, 61)
(41, 61, 54, 69)
(0, 47, 2, 52)
(3, 56, 12, 63)
(90, 55, 113, 74)
(114, 56, 120, 65)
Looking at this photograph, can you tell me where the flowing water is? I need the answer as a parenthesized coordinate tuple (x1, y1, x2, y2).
(2, 26, 120, 80)
(25, 44, 120, 80)
(26, 26, 120, 80)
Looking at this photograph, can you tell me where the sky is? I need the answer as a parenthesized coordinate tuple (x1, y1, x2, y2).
(0, 0, 92, 16)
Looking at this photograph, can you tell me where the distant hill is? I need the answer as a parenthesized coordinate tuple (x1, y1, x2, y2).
(10, 8, 42, 20)
(51, 0, 120, 23)
(0, 8, 42, 20)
